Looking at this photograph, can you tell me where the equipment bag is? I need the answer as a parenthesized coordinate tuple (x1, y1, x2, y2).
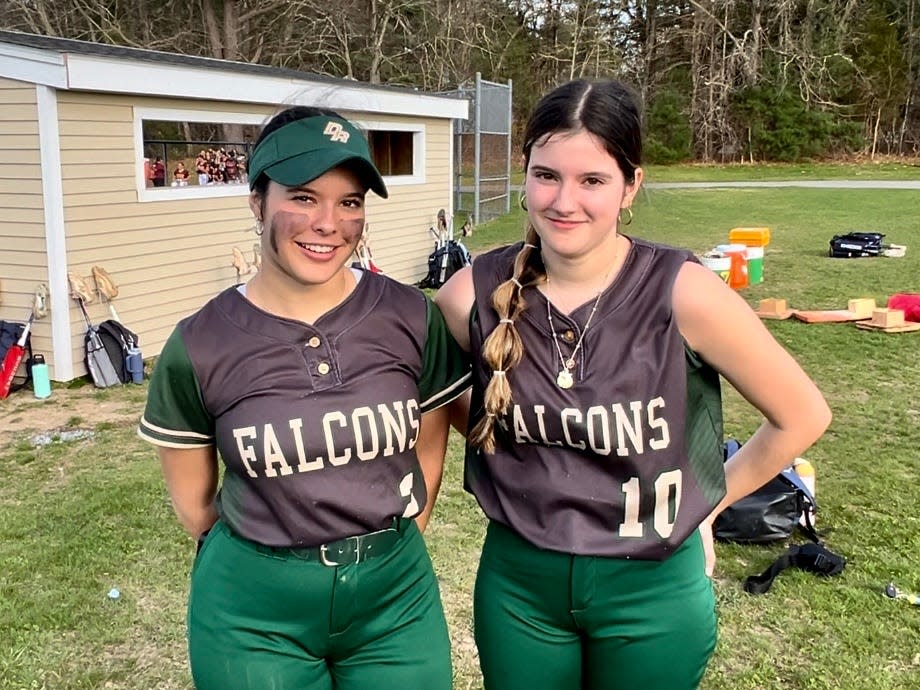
(828, 232, 884, 258)
(84, 325, 122, 388)
(714, 439, 818, 544)
(714, 438, 846, 594)
(0, 320, 33, 392)
(418, 241, 472, 289)
(96, 319, 140, 384)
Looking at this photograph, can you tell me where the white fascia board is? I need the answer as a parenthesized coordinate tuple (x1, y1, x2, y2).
(0, 42, 67, 88)
(64, 53, 470, 120)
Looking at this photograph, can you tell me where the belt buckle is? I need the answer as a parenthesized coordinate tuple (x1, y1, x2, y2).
(320, 537, 360, 566)
(319, 543, 343, 567)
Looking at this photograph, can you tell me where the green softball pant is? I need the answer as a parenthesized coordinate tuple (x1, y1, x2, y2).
(187, 520, 452, 690)
(474, 521, 717, 690)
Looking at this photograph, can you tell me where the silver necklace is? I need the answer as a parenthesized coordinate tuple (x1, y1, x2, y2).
(545, 242, 619, 389)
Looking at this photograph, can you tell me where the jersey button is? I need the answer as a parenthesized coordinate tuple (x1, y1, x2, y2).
(307, 336, 321, 348)
(562, 329, 575, 343)
(317, 361, 330, 375)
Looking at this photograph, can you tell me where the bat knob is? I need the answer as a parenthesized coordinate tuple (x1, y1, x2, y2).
(884, 582, 898, 598)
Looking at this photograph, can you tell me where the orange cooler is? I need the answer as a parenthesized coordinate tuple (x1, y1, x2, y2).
(729, 227, 771, 247)
(716, 244, 749, 290)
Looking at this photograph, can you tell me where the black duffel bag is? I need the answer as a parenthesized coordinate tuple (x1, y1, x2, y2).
(828, 232, 884, 258)
(713, 438, 816, 544)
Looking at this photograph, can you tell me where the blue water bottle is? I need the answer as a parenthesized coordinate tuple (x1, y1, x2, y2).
(31, 354, 51, 399)
(125, 346, 144, 384)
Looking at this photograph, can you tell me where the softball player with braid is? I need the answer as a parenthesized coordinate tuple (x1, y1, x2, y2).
(436, 79, 831, 689)
(139, 106, 469, 690)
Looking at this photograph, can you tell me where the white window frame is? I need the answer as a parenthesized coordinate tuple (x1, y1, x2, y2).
(355, 120, 426, 187)
(133, 108, 427, 200)
(133, 106, 265, 203)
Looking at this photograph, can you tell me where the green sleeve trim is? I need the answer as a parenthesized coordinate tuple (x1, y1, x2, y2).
(419, 296, 472, 413)
(684, 343, 726, 506)
(138, 326, 214, 447)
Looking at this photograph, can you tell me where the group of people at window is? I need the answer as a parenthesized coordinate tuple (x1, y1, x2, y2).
(195, 148, 247, 186)
(145, 148, 249, 189)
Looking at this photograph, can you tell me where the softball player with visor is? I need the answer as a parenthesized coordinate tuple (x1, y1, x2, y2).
(436, 79, 831, 689)
(140, 106, 470, 690)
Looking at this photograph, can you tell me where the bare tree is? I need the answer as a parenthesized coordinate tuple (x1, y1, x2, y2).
(2, 0, 917, 161)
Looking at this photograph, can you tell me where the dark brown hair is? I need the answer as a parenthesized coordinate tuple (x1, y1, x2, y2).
(470, 79, 642, 452)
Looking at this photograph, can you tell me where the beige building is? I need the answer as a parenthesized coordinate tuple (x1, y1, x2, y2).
(0, 30, 467, 382)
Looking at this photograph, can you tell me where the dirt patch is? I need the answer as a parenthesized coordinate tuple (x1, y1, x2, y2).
(0, 384, 145, 449)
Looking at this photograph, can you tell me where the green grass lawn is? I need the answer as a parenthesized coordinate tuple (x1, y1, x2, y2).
(496, 160, 920, 187)
(2, 182, 920, 689)
(644, 159, 920, 183)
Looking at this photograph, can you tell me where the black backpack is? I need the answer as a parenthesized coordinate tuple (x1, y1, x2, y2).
(418, 241, 471, 289)
(96, 319, 139, 384)
(0, 320, 33, 392)
(828, 232, 884, 258)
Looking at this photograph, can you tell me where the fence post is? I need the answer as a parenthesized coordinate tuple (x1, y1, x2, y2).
(474, 72, 482, 226)
(506, 78, 513, 215)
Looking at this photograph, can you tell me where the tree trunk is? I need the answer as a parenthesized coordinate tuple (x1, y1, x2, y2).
(201, 0, 224, 58)
(748, 0, 762, 84)
(368, 0, 385, 84)
(223, 0, 241, 62)
(871, 106, 881, 160)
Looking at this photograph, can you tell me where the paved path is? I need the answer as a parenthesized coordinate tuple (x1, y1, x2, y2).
(471, 180, 920, 196)
(645, 180, 920, 189)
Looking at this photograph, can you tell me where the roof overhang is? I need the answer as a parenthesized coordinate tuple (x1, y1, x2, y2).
(0, 39, 468, 120)
(0, 41, 67, 88)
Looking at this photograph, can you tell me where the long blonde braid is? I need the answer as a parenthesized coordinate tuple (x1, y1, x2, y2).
(469, 226, 546, 453)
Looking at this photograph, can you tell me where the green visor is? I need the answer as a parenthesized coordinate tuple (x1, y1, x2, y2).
(248, 116, 388, 198)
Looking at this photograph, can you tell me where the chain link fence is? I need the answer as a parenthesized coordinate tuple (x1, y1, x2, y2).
(442, 74, 513, 225)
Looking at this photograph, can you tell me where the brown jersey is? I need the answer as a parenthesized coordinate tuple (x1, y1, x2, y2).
(466, 239, 725, 560)
(140, 273, 470, 547)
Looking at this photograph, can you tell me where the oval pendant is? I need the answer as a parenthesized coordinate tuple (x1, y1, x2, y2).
(556, 369, 574, 389)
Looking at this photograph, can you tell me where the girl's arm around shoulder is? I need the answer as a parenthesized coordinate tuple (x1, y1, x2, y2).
(673, 261, 832, 512)
(413, 291, 473, 528)
(158, 445, 219, 540)
(414, 405, 451, 532)
(434, 265, 474, 352)
(434, 266, 474, 435)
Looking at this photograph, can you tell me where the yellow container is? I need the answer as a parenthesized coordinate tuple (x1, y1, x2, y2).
(729, 227, 771, 247)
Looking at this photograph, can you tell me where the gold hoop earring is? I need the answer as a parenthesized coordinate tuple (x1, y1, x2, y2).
(253, 219, 264, 236)
(618, 207, 633, 226)
(519, 194, 528, 212)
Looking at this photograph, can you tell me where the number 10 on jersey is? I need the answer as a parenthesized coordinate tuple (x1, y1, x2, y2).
(618, 469, 683, 539)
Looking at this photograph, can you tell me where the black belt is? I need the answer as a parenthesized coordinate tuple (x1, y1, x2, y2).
(253, 518, 409, 567)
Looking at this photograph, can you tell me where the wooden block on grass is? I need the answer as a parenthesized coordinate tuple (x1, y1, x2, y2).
(754, 298, 795, 320)
(871, 308, 904, 328)
(855, 308, 920, 333)
(761, 298, 787, 314)
(847, 298, 877, 319)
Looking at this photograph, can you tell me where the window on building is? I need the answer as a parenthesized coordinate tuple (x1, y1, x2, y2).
(137, 110, 426, 199)
(141, 119, 261, 189)
(367, 130, 415, 176)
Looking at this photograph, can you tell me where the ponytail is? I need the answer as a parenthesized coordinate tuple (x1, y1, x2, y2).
(469, 227, 545, 452)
